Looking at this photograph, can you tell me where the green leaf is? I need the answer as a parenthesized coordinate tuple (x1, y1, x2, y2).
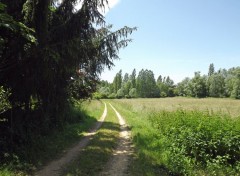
(0, 2, 6, 12)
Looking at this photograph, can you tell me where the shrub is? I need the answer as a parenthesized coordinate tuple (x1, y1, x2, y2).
(160, 91, 167, 97)
(129, 88, 137, 98)
(108, 93, 116, 99)
(92, 92, 102, 99)
(117, 88, 125, 98)
(148, 110, 240, 175)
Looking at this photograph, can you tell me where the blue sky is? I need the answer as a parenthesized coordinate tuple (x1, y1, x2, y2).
(100, 0, 240, 83)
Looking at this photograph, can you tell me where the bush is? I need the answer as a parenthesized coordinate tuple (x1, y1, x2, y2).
(117, 88, 125, 98)
(129, 88, 137, 98)
(108, 93, 116, 99)
(92, 92, 102, 99)
(125, 95, 131, 99)
(160, 91, 167, 97)
(148, 110, 240, 175)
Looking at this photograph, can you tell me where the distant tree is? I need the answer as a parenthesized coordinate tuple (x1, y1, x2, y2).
(189, 72, 207, 98)
(123, 73, 129, 83)
(231, 69, 240, 99)
(129, 88, 137, 98)
(122, 73, 131, 95)
(165, 76, 174, 87)
(208, 63, 215, 76)
(100, 80, 110, 88)
(225, 75, 235, 97)
(123, 81, 131, 96)
(156, 75, 164, 96)
(136, 69, 145, 97)
(157, 75, 163, 83)
(136, 69, 158, 98)
(130, 68, 136, 88)
(109, 83, 114, 94)
(117, 88, 125, 98)
(108, 93, 116, 99)
(96, 80, 112, 95)
(97, 64, 240, 100)
(157, 75, 175, 97)
(208, 73, 225, 97)
(113, 70, 122, 93)
(168, 87, 176, 97)
(176, 77, 191, 96)
(231, 79, 240, 99)
(224, 67, 240, 98)
(99, 87, 110, 98)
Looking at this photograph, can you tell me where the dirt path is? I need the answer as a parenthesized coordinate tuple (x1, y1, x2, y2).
(99, 103, 133, 176)
(35, 103, 107, 176)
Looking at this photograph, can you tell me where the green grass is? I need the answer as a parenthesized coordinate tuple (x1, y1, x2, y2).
(108, 98, 240, 176)
(148, 110, 240, 175)
(0, 167, 13, 176)
(61, 103, 120, 176)
(108, 100, 169, 176)
(2, 98, 239, 175)
(111, 97, 240, 117)
(0, 100, 104, 176)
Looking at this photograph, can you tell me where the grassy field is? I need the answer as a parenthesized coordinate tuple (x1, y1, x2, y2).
(1, 98, 239, 175)
(111, 97, 240, 117)
(108, 97, 240, 176)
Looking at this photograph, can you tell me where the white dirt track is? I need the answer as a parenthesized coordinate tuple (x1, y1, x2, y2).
(99, 103, 133, 176)
(35, 102, 133, 176)
(35, 103, 107, 176)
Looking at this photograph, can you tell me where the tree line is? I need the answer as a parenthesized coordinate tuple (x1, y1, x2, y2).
(0, 0, 135, 160)
(95, 63, 240, 99)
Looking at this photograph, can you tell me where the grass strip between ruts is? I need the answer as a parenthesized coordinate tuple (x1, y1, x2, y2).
(61, 103, 120, 176)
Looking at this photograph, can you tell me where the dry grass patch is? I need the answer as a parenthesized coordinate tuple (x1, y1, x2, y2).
(111, 97, 240, 117)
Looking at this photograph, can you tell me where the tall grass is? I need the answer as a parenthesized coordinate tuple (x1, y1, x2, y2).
(0, 100, 104, 176)
(148, 110, 240, 175)
(109, 98, 240, 175)
(109, 100, 169, 175)
(112, 97, 240, 117)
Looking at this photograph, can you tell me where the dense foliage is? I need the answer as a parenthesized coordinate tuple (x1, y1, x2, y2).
(96, 64, 240, 99)
(0, 0, 135, 170)
(148, 110, 240, 175)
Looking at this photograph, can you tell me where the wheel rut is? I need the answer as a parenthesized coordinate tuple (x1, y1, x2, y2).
(35, 103, 107, 176)
(35, 102, 133, 176)
(99, 103, 133, 176)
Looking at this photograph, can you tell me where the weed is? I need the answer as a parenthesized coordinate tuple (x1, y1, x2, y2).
(109, 98, 240, 175)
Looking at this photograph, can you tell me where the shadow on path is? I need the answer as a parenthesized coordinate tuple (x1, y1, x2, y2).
(99, 103, 134, 176)
(35, 103, 107, 176)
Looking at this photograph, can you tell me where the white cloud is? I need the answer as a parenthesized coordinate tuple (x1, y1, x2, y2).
(108, 0, 120, 9)
(75, 0, 120, 15)
(102, 0, 121, 14)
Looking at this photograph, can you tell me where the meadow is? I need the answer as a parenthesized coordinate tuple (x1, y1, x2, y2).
(1, 98, 239, 175)
(111, 97, 240, 117)
(108, 97, 240, 175)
